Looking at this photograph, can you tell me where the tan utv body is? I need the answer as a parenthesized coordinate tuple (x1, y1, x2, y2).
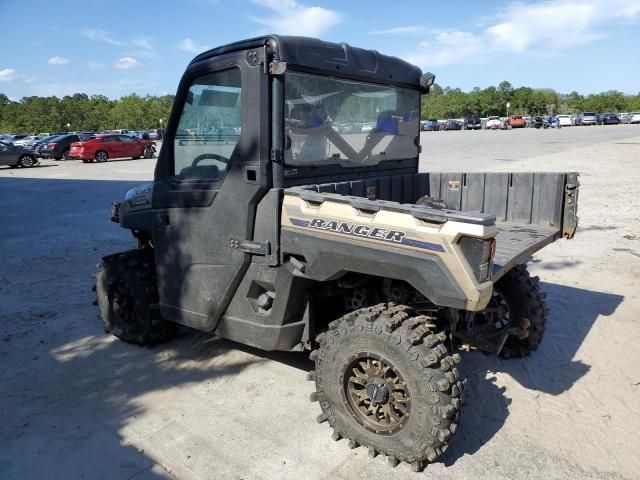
(282, 192, 497, 311)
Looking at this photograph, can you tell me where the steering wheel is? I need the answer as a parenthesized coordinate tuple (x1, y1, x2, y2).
(191, 153, 230, 167)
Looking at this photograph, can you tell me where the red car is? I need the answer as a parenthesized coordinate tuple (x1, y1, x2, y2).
(69, 134, 155, 162)
(505, 115, 526, 128)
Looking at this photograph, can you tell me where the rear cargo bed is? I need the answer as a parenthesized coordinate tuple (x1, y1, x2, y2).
(291, 171, 579, 281)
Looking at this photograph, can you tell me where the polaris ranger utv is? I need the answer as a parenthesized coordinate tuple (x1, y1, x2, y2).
(96, 35, 579, 471)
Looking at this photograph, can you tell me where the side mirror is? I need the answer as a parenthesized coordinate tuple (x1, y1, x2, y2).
(420, 72, 436, 93)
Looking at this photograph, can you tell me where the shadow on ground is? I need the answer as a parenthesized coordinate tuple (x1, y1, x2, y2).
(442, 281, 623, 465)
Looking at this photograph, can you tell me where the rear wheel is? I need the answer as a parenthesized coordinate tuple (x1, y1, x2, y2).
(143, 146, 154, 159)
(95, 151, 108, 163)
(95, 249, 177, 346)
(62, 148, 71, 160)
(494, 265, 548, 358)
(310, 303, 463, 471)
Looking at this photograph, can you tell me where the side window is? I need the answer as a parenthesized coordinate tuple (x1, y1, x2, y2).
(119, 135, 136, 143)
(102, 136, 117, 143)
(173, 68, 242, 181)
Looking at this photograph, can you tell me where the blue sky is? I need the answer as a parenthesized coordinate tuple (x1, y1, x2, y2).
(1, 0, 639, 99)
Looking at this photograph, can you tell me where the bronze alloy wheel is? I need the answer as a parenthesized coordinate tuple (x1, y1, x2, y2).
(341, 352, 411, 435)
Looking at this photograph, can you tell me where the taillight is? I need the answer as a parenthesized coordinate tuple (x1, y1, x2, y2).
(459, 236, 496, 283)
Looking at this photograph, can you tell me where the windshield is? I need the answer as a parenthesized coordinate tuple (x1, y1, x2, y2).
(284, 72, 420, 168)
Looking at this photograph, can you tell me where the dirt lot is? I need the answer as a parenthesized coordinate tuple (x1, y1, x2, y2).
(1, 126, 639, 479)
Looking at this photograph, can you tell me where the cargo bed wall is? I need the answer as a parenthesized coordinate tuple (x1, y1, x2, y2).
(303, 171, 577, 233)
(298, 171, 578, 280)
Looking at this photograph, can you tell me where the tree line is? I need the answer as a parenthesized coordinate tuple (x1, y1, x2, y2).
(421, 81, 640, 119)
(2, 81, 640, 133)
(0, 93, 174, 134)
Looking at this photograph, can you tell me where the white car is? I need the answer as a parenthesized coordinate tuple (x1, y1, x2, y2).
(485, 116, 503, 130)
(557, 115, 572, 127)
(623, 112, 640, 124)
(12, 135, 43, 147)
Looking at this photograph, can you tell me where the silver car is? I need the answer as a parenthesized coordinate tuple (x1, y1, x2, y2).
(576, 112, 597, 125)
(622, 112, 640, 124)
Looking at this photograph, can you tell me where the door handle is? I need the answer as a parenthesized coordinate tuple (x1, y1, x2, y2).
(155, 213, 170, 228)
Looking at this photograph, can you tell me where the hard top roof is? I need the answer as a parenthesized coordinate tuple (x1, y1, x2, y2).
(190, 35, 424, 89)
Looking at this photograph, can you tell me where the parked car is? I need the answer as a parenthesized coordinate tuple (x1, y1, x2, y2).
(69, 134, 156, 162)
(39, 134, 90, 160)
(443, 119, 463, 130)
(575, 112, 597, 126)
(463, 115, 482, 130)
(0, 141, 38, 168)
(485, 116, 503, 130)
(12, 135, 44, 148)
(505, 115, 526, 128)
(529, 116, 549, 129)
(547, 116, 561, 128)
(148, 128, 165, 140)
(33, 135, 63, 157)
(621, 112, 640, 124)
(422, 119, 439, 131)
(597, 113, 620, 125)
(557, 115, 572, 127)
(4, 134, 28, 144)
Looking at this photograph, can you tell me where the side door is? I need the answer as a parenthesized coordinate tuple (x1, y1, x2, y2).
(118, 135, 138, 157)
(100, 135, 119, 158)
(151, 51, 269, 331)
(0, 142, 15, 166)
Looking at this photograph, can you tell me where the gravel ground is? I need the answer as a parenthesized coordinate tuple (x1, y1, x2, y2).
(1, 125, 639, 479)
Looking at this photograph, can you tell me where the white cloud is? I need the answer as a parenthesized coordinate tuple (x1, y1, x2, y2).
(82, 28, 126, 46)
(132, 36, 154, 51)
(114, 57, 138, 69)
(250, 0, 341, 37)
(88, 61, 105, 69)
(0, 68, 17, 82)
(370, 26, 431, 35)
(48, 56, 71, 65)
(403, 0, 640, 67)
(178, 38, 212, 53)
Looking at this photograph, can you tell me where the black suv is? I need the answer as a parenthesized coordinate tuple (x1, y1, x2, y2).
(39, 134, 88, 160)
(597, 113, 620, 125)
(463, 115, 482, 130)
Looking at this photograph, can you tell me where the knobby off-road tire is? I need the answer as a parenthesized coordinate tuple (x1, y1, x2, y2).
(95, 249, 176, 346)
(309, 303, 463, 471)
(494, 264, 549, 358)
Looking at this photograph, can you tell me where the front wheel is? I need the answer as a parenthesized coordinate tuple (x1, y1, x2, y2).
(143, 146, 154, 159)
(310, 304, 463, 471)
(18, 155, 36, 168)
(95, 249, 177, 346)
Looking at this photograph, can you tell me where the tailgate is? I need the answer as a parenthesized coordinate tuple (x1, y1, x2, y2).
(428, 172, 579, 281)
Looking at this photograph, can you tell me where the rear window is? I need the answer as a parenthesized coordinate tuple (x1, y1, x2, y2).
(584, 112, 595, 116)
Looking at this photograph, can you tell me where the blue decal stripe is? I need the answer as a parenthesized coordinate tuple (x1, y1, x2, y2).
(289, 217, 445, 253)
(290, 218, 310, 227)
(401, 238, 446, 252)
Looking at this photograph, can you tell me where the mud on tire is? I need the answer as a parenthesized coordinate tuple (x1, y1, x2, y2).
(95, 249, 176, 346)
(309, 303, 463, 471)
(495, 264, 549, 358)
